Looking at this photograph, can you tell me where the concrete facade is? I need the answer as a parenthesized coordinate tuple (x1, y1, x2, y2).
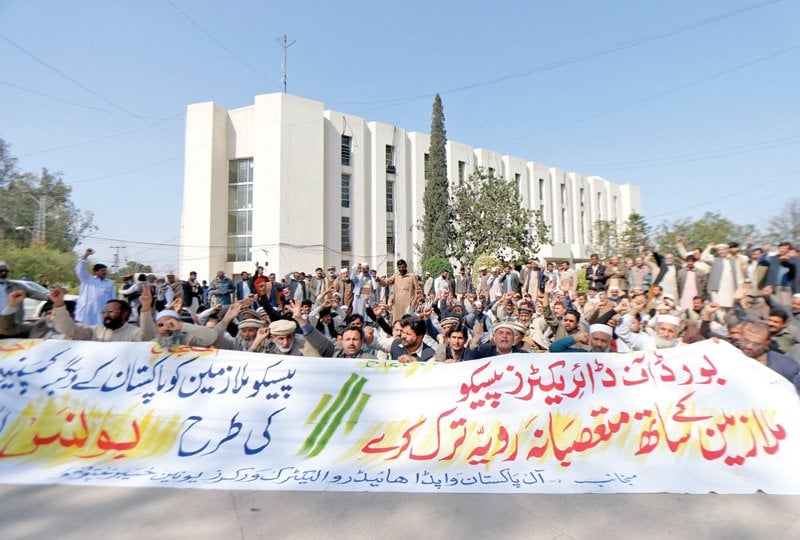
(180, 92, 641, 279)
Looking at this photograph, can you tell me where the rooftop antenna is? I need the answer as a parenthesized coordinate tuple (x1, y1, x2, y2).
(276, 33, 295, 93)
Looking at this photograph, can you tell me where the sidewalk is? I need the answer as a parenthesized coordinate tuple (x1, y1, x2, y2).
(1, 483, 798, 540)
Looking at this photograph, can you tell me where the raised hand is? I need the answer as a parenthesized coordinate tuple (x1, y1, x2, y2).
(49, 287, 66, 307)
(7, 289, 26, 307)
(140, 284, 153, 312)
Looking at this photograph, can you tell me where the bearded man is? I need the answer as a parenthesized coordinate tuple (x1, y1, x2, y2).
(50, 286, 149, 342)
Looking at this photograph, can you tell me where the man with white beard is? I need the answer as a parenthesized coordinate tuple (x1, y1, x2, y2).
(616, 312, 682, 351)
(213, 302, 266, 352)
(549, 323, 614, 353)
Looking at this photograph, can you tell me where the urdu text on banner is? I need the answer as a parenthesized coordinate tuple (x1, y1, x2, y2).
(0, 339, 798, 493)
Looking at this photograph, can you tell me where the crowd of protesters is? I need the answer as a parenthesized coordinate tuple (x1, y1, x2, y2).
(1, 237, 799, 393)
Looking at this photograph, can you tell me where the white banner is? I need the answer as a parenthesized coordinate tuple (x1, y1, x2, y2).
(0, 339, 798, 493)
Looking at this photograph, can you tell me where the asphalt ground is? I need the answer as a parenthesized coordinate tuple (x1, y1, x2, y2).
(1, 483, 798, 540)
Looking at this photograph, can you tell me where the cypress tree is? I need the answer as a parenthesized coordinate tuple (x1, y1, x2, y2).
(421, 94, 453, 260)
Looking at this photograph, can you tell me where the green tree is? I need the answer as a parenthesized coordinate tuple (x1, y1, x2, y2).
(471, 253, 502, 289)
(0, 243, 77, 286)
(421, 94, 454, 259)
(652, 211, 756, 253)
(619, 212, 650, 259)
(576, 268, 589, 295)
(421, 255, 453, 278)
(0, 138, 96, 251)
(110, 260, 154, 281)
(589, 219, 620, 259)
(452, 167, 550, 269)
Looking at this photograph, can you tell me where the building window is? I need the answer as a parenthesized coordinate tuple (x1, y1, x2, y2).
(227, 158, 253, 262)
(386, 261, 395, 276)
(424, 153, 429, 179)
(386, 219, 395, 253)
(514, 173, 521, 195)
(538, 178, 545, 201)
(341, 174, 350, 208)
(341, 260, 350, 270)
(561, 208, 567, 243)
(386, 145, 395, 174)
(488, 167, 495, 177)
(458, 161, 466, 184)
(386, 181, 394, 213)
(341, 217, 351, 252)
(581, 211, 586, 243)
(560, 184, 567, 208)
(341, 135, 352, 166)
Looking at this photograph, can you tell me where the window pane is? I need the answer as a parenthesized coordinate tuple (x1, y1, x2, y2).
(386, 182, 394, 213)
(341, 217, 351, 252)
(341, 135, 351, 166)
(227, 158, 253, 260)
(341, 174, 350, 208)
(228, 186, 238, 210)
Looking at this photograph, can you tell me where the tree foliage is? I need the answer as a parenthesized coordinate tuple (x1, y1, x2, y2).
(421, 255, 452, 278)
(471, 253, 502, 288)
(764, 198, 800, 247)
(0, 243, 77, 286)
(421, 94, 454, 259)
(0, 138, 96, 252)
(110, 260, 154, 281)
(652, 211, 756, 253)
(619, 212, 650, 259)
(452, 167, 550, 269)
(589, 220, 620, 259)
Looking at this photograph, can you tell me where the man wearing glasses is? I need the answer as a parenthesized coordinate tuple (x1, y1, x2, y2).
(48, 285, 155, 342)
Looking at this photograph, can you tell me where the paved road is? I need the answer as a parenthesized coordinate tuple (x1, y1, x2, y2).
(1, 484, 798, 540)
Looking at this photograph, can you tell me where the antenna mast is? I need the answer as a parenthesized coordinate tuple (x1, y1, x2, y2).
(276, 33, 296, 93)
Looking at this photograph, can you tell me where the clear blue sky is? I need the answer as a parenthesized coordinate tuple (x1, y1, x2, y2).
(2, 0, 798, 273)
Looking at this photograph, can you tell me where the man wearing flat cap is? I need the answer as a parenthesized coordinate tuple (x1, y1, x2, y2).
(214, 302, 269, 352)
(261, 318, 303, 355)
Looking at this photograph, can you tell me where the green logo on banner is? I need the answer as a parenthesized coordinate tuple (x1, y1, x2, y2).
(299, 373, 370, 458)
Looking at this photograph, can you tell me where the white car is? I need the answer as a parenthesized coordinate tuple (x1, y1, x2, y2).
(7, 280, 79, 321)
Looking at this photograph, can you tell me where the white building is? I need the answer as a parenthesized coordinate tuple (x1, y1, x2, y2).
(180, 92, 640, 279)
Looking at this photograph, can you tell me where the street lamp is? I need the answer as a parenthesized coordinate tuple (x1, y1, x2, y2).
(14, 225, 36, 247)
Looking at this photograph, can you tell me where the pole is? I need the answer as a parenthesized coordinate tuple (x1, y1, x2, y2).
(276, 33, 295, 93)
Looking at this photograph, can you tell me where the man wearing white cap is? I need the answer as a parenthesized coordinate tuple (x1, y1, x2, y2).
(151, 308, 219, 348)
(617, 311, 682, 350)
(351, 262, 377, 317)
(550, 324, 614, 353)
(470, 322, 526, 358)
(333, 268, 354, 312)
